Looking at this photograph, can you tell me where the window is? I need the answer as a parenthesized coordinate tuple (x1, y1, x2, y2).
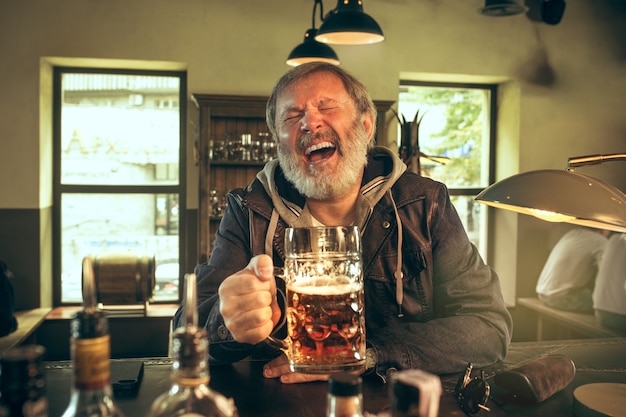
(53, 68, 186, 304)
(397, 81, 496, 259)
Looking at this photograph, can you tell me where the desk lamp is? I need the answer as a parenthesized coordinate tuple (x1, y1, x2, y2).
(475, 153, 626, 233)
(476, 153, 626, 417)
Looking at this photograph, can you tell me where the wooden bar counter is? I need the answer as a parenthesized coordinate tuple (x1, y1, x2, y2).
(44, 337, 626, 417)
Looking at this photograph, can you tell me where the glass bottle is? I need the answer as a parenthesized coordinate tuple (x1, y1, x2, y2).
(250, 140, 262, 162)
(390, 370, 441, 417)
(326, 373, 364, 417)
(211, 137, 227, 161)
(0, 345, 48, 417)
(61, 257, 125, 417)
(257, 132, 274, 162)
(209, 189, 221, 217)
(240, 134, 251, 161)
(145, 273, 238, 417)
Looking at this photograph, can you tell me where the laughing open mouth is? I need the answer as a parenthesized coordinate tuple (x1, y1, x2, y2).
(304, 141, 337, 163)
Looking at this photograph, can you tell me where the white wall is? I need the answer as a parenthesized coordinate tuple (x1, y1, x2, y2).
(1, 0, 625, 305)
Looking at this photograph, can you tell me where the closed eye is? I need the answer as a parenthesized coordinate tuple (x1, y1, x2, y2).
(318, 98, 339, 112)
(282, 111, 303, 123)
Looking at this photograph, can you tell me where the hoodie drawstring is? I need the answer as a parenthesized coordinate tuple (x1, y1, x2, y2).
(265, 209, 280, 256)
(389, 191, 404, 318)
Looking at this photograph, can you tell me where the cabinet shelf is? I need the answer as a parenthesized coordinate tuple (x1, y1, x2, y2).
(210, 160, 268, 167)
(192, 94, 270, 263)
(192, 93, 394, 264)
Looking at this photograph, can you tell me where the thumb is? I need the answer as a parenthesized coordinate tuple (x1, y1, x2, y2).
(248, 254, 274, 282)
(249, 255, 281, 327)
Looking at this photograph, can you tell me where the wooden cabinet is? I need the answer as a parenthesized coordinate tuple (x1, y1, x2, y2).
(192, 93, 394, 263)
(191, 94, 268, 263)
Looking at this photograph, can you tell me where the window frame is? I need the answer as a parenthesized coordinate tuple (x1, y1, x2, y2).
(52, 67, 187, 306)
(398, 80, 497, 258)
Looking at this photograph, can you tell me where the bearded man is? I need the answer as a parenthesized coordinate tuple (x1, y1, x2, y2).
(174, 62, 512, 384)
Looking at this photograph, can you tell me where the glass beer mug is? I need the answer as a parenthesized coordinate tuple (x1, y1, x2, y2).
(267, 226, 366, 374)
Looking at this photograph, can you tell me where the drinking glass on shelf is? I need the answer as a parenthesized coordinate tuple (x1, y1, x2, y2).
(209, 189, 221, 217)
(240, 134, 252, 161)
(219, 194, 228, 214)
(226, 134, 242, 161)
(211, 137, 227, 161)
(250, 140, 262, 162)
(258, 132, 276, 162)
(208, 137, 215, 160)
(267, 141, 277, 161)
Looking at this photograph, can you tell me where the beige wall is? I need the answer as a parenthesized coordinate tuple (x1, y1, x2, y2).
(1, 0, 625, 308)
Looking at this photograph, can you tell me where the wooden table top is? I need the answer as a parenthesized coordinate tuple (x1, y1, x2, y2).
(43, 337, 626, 417)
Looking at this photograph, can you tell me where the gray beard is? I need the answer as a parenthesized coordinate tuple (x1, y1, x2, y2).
(277, 121, 369, 200)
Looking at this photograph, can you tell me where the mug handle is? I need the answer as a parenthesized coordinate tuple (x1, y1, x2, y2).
(265, 334, 288, 350)
(265, 267, 288, 350)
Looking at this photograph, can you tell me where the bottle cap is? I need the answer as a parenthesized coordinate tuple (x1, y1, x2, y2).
(390, 369, 442, 416)
(71, 309, 108, 339)
(328, 373, 362, 397)
(174, 330, 208, 369)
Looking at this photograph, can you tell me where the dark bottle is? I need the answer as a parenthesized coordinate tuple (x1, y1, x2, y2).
(145, 273, 238, 417)
(326, 373, 364, 417)
(0, 345, 48, 417)
(60, 257, 124, 417)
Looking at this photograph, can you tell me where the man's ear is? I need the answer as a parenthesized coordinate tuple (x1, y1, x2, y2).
(361, 112, 375, 142)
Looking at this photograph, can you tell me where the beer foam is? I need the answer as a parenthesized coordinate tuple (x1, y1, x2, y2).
(288, 277, 362, 295)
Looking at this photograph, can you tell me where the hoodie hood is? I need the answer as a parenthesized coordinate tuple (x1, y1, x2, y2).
(256, 145, 409, 317)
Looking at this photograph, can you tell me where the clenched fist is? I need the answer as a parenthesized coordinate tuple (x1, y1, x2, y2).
(218, 254, 282, 344)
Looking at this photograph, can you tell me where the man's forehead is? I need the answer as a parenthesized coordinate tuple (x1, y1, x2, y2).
(278, 73, 350, 105)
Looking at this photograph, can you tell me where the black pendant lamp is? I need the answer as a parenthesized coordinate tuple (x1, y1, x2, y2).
(315, 0, 384, 45)
(286, 0, 341, 66)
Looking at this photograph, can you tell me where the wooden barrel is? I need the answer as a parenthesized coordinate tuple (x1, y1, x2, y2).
(89, 253, 155, 305)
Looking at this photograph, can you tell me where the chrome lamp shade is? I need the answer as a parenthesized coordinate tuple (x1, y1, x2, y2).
(475, 168, 626, 233)
(315, 0, 384, 45)
(286, 28, 340, 67)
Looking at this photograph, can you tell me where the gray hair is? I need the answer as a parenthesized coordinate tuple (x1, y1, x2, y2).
(266, 62, 377, 141)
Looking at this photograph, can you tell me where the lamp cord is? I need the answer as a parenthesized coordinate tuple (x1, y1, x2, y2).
(312, 0, 324, 29)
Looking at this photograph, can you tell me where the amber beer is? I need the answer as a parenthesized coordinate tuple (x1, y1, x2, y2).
(286, 277, 365, 373)
(283, 250, 366, 373)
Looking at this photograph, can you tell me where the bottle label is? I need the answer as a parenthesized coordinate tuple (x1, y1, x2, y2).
(171, 376, 210, 386)
(71, 335, 111, 390)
